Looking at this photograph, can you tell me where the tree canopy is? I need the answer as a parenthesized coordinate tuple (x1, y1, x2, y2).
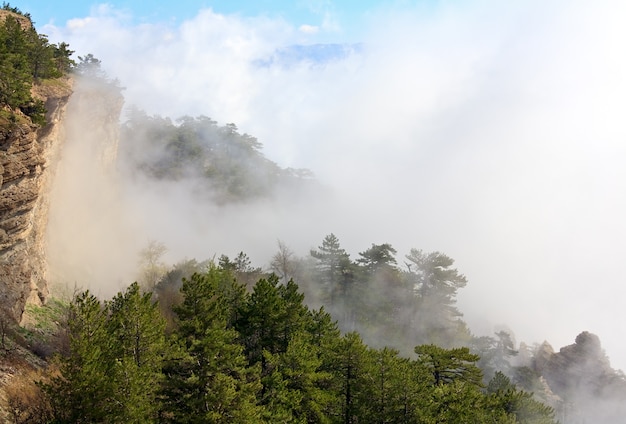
(37, 263, 558, 423)
(0, 4, 74, 125)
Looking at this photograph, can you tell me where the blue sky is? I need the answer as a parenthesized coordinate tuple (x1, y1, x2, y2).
(14, 1, 626, 371)
(22, 0, 411, 42)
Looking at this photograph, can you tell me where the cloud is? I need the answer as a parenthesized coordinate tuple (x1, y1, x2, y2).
(299, 24, 319, 34)
(44, 1, 626, 371)
(302, 0, 341, 33)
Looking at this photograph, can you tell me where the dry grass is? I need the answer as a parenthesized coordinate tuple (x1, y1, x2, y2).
(32, 77, 73, 102)
(0, 10, 31, 29)
(0, 299, 69, 422)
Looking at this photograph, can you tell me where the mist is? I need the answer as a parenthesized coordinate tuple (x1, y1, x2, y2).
(42, 1, 626, 372)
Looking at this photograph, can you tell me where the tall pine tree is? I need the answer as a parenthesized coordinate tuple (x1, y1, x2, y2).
(106, 282, 167, 422)
(161, 269, 263, 422)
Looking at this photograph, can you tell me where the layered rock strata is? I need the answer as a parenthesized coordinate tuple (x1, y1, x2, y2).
(0, 79, 72, 322)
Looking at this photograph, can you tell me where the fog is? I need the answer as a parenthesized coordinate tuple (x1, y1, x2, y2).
(42, 1, 626, 371)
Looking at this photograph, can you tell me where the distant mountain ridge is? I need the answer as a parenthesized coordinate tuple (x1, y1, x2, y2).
(255, 42, 363, 67)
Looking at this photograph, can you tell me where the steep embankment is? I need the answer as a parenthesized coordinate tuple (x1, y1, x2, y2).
(0, 78, 72, 322)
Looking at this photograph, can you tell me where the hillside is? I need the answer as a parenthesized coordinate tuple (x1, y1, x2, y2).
(1, 3, 626, 423)
(0, 9, 31, 29)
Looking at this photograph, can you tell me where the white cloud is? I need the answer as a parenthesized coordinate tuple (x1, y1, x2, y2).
(45, 1, 626, 370)
(299, 24, 319, 34)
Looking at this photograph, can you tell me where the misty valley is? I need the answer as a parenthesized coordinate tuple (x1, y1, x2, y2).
(2, 3, 626, 424)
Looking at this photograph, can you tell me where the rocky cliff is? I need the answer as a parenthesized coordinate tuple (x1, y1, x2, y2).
(533, 331, 626, 423)
(44, 75, 126, 298)
(0, 78, 72, 322)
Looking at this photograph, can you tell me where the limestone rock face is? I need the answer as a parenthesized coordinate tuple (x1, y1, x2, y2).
(539, 331, 613, 397)
(44, 76, 126, 296)
(63, 78, 124, 170)
(0, 79, 72, 322)
(533, 331, 626, 423)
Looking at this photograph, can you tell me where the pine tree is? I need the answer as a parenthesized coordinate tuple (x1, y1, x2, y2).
(262, 332, 335, 423)
(353, 243, 407, 347)
(277, 279, 310, 352)
(367, 347, 415, 423)
(405, 250, 471, 346)
(426, 380, 515, 423)
(106, 282, 167, 422)
(0, 16, 33, 109)
(306, 306, 341, 350)
(412, 349, 519, 423)
(311, 234, 354, 311)
(324, 332, 373, 424)
(161, 269, 263, 422)
(237, 275, 309, 373)
(393, 357, 429, 424)
(487, 371, 557, 424)
(414, 344, 483, 387)
(0, 12, 73, 124)
(238, 274, 286, 370)
(45, 291, 115, 423)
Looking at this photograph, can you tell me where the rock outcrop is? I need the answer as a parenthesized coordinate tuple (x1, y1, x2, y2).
(539, 332, 612, 397)
(0, 78, 73, 322)
(533, 331, 626, 423)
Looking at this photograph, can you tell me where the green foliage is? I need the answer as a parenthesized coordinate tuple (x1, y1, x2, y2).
(488, 371, 558, 424)
(262, 332, 335, 423)
(356, 242, 397, 272)
(219, 251, 264, 289)
(75, 53, 103, 77)
(45, 292, 115, 422)
(367, 347, 416, 423)
(19, 298, 69, 358)
(45, 286, 168, 423)
(310, 234, 355, 317)
(414, 344, 483, 387)
(353, 243, 408, 348)
(426, 380, 515, 423)
(2, 3, 31, 19)
(106, 282, 167, 422)
(306, 306, 341, 347)
(161, 268, 263, 422)
(324, 332, 373, 422)
(0, 11, 74, 125)
(406, 249, 467, 302)
(19, 97, 46, 125)
(138, 240, 168, 290)
(154, 258, 211, 328)
(237, 275, 310, 372)
(304, 235, 477, 355)
(119, 112, 313, 202)
(173, 267, 246, 333)
(404, 249, 472, 347)
(472, 331, 518, 383)
(39, 254, 559, 423)
(53, 42, 74, 73)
